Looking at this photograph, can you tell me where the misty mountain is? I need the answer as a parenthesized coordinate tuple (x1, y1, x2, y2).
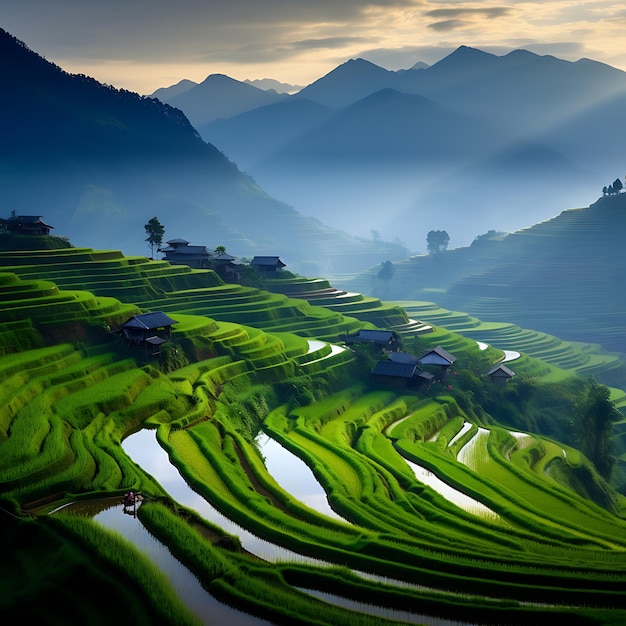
(395, 47, 626, 140)
(155, 73, 289, 128)
(293, 58, 401, 109)
(200, 98, 334, 170)
(0, 28, 408, 274)
(173, 45, 622, 249)
(246, 87, 594, 244)
(243, 78, 303, 94)
(150, 78, 197, 100)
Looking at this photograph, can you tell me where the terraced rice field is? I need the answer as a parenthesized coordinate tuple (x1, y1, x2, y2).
(2, 244, 626, 625)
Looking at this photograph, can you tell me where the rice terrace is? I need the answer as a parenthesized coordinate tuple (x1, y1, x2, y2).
(1, 230, 626, 626)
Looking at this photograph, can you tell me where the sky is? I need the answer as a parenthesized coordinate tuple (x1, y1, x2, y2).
(2, 1, 626, 95)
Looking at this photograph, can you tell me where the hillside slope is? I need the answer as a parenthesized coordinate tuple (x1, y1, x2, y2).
(0, 28, 406, 274)
(341, 193, 626, 355)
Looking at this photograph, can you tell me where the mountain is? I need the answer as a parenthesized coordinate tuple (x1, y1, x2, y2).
(155, 73, 289, 128)
(150, 78, 197, 100)
(293, 57, 400, 108)
(246, 87, 593, 243)
(244, 78, 303, 94)
(395, 47, 626, 140)
(166, 45, 623, 249)
(0, 28, 408, 274)
(200, 98, 334, 170)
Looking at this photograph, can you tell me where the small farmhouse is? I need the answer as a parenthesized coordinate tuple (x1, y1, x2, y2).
(417, 345, 457, 380)
(487, 363, 516, 385)
(160, 239, 212, 268)
(341, 329, 401, 350)
(387, 351, 419, 365)
(0, 214, 54, 235)
(116, 312, 178, 348)
(250, 256, 286, 272)
(372, 360, 434, 387)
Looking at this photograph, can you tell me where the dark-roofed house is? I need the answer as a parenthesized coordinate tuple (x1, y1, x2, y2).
(488, 363, 516, 385)
(388, 351, 419, 365)
(250, 256, 286, 272)
(116, 312, 178, 349)
(160, 239, 212, 268)
(0, 214, 53, 235)
(341, 329, 401, 350)
(372, 360, 434, 387)
(418, 346, 456, 366)
(417, 345, 456, 380)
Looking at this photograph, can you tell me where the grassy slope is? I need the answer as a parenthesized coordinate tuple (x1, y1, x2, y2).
(1, 243, 626, 625)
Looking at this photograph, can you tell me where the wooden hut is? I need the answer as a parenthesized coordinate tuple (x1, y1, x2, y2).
(487, 363, 516, 385)
(250, 256, 286, 272)
(0, 214, 53, 235)
(417, 345, 456, 380)
(117, 312, 178, 347)
(341, 329, 401, 351)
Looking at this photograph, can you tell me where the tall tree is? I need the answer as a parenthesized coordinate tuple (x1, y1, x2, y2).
(426, 230, 450, 255)
(144, 217, 165, 259)
(574, 380, 620, 479)
(612, 178, 623, 194)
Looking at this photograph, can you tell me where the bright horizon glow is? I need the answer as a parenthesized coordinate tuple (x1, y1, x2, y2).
(1, 1, 626, 94)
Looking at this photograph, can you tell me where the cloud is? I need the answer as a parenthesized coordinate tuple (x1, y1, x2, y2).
(425, 7, 512, 20)
(425, 6, 512, 33)
(428, 19, 469, 33)
(291, 37, 374, 51)
(3, 0, 626, 92)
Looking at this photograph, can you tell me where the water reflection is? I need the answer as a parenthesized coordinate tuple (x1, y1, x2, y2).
(123, 429, 332, 567)
(405, 459, 500, 521)
(299, 589, 478, 626)
(256, 434, 346, 522)
(62, 430, 492, 626)
(59, 498, 269, 626)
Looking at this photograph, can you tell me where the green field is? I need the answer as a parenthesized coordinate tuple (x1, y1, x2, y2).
(1, 243, 626, 625)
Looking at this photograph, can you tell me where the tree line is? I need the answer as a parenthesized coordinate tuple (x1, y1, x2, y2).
(602, 176, 624, 196)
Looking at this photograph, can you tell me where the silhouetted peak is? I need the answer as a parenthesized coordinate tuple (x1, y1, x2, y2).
(323, 57, 389, 79)
(433, 45, 497, 69)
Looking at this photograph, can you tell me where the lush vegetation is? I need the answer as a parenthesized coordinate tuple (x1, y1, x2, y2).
(1, 242, 626, 625)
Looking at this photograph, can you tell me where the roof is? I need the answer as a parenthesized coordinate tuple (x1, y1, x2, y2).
(251, 256, 286, 266)
(372, 361, 419, 379)
(388, 351, 419, 364)
(211, 252, 236, 261)
(119, 312, 178, 330)
(162, 245, 210, 256)
(418, 345, 456, 366)
(2, 215, 54, 228)
(488, 363, 516, 378)
(165, 238, 189, 245)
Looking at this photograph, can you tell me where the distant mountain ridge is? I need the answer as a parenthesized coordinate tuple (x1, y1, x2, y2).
(161, 45, 626, 249)
(0, 28, 408, 274)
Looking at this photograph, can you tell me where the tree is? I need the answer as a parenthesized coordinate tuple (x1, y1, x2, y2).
(612, 178, 623, 194)
(214, 245, 227, 255)
(426, 230, 450, 255)
(144, 217, 165, 259)
(574, 380, 620, 479)
(377, 260, 394, 281)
